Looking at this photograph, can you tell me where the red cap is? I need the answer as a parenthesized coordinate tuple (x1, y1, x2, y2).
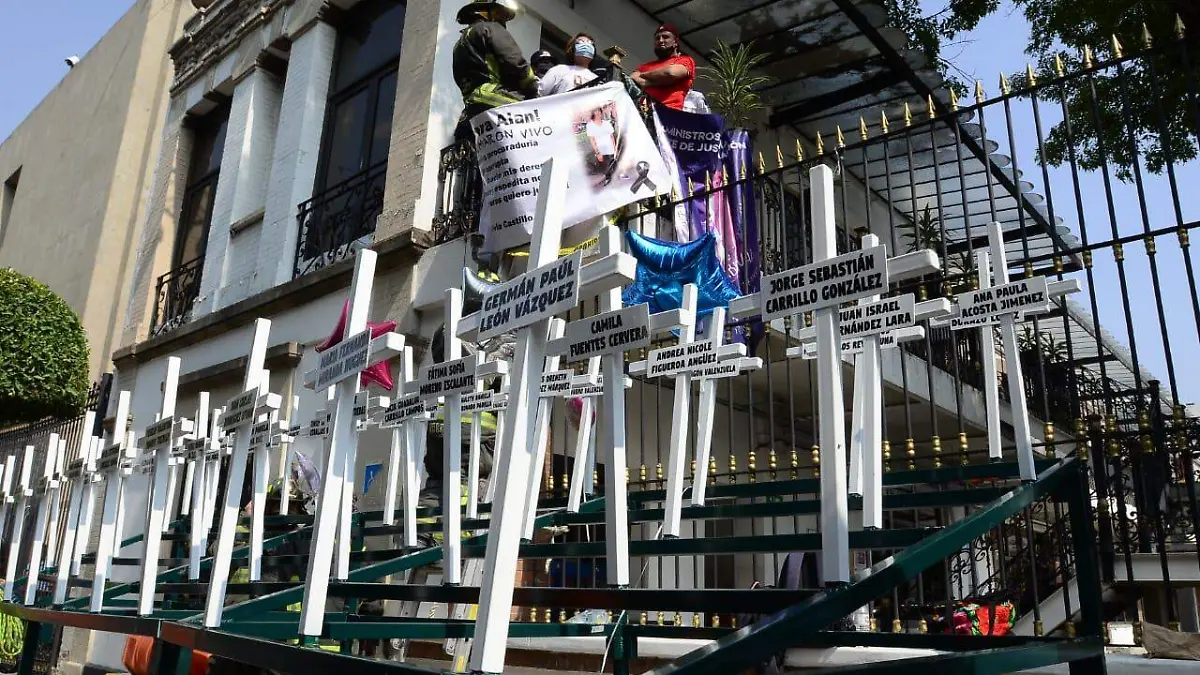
(656, 23, 681, 37)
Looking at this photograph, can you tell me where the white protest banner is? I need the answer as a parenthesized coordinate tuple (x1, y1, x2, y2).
(478, 251, 581, 340)
(562, 304, 651, 363)
(472, 82, 670, 251)
(761, 246, 888, 321)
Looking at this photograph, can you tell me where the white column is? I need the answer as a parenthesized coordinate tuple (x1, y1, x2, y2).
(196, 66, 284, 315)
(259, 22, 336, 288)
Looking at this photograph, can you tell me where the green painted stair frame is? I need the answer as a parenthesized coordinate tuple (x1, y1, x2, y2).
(0, 458, 1106, 675)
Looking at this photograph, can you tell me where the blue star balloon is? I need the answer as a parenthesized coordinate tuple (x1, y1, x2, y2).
(621, 231, 741, 319)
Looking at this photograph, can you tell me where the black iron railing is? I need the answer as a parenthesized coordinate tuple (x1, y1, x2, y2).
(432, 142, 483, 246)
(293, 162, 386, 278)
(151, 256, 204, 337)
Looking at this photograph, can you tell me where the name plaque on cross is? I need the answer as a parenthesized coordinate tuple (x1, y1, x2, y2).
(478, 251, 582, 340)
(952, 276, 1050, 328)
(223, 390, 260, 428)
(417, 356, 478, 399)
(462, 390, 503, 414)
(837, 295, 916, 339)
(645, 338, 719, 377)
(539, 370, 573, 397)
(143, 418, 178, 453)
(563, 304, 651, 362)
(762, 246, 888, 320)
(381, 395, 425, 428)
(314, 330, 372, 391)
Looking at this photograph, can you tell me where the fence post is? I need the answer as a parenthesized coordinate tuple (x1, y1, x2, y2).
(1064, 461, 1108, 675)
(16, 621, 41, 675)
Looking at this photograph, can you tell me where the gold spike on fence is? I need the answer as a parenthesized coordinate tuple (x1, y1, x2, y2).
(902, 102, 912, 127)
(795, 138, 804, 162)
(949, 87, 960, 111)
(975, 80, 985, 104)
(728, 454, 737, 484)
(1177, 14, 1187, 40)
(883, 440, 892, 472)
(1142, 23, 1153, 49)
(811, 444, 820, 478)
(927, 94, 936, 120)
(1084, 44, 1095, 69)
(999, 71, 1011, 95)
(1025, 64, 1037, 88)
(881, 109, 891, 134)
(1111, 34, 1124, 59)
(836, 125, 846, 148)
(816, 131, 825, 155)
(758, 152, 766, 175)
(1055, 53, 1065, 78)
(776, 145, 785, 169)
(859, 116, 869, 141)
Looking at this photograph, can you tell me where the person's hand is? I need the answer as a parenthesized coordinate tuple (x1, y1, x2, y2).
(596, 152, 604, 162)
(630, 71, 647, 87)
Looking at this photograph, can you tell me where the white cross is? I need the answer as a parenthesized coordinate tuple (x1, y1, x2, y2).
(728, 165, 940, 584)
(71, 434, 103, 577)
(946, 221, 1080, 480)
(520, 317, 567, 543)
(203, 319, 276, 627)
(137, 357, 196, 615)
(23, 433, 63, 605)
(456, 161, 636, 673)
(0, 455, 15, 587)
(380, 347, 423, 548)
(3, 445, 35, 602)
(464, 374, 507, 520)
(626, 288, 758, 530)
(248, 372, 295, 582)
(563, 369, 635, 513)
(182, 394, 217, 580)
(294, 249, 405, 638)
(279, 395, 301, 515)
(53, 411, 100, 605)
(781, 232, 951, 530)
(89, 391, 134, 612)
(43, 436, 68, 576)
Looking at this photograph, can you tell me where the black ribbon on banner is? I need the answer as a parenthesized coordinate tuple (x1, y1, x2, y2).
(631, 161, 656, 194)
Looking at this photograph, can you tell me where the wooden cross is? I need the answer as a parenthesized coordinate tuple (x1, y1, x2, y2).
(380, 346, 425, 548)
(89, 391, 134, 612)
(137, 357, 196, 615)
(781, 232, 950, 530)
(203, 319, 276, 627)
(520, 318, 568, 542)
(728, 165, 941, 584)
(294, 249, 404, 638)
(627, 291, 758, 527)
(24, 433, 63, 605)
(248, 374, 297, 582)
(3, 445, 34, 602)
(946, 222, 1080, 480)
(455, 160, 636, 673)
(182, 394, 217, 580)
(53, 411, 100, 605)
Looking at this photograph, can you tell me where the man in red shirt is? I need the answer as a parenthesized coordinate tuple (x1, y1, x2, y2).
(632, 23, 696, 110)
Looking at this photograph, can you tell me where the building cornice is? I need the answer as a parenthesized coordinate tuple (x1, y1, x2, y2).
(169, 0, 295, 94)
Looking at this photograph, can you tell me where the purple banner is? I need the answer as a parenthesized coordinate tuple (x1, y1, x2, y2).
(656, 104, 724, 239)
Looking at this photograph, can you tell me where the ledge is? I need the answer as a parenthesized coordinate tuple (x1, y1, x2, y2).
(229, 208, 265, 237)
(114, 230, 423, 369)
(178, 342, 304, 395)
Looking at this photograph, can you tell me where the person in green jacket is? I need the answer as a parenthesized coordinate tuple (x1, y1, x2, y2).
(452, 0, 538, 143)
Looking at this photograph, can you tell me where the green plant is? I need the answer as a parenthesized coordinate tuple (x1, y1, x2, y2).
(700, 40, 773, 129)
(899, 205, 943, 253)
(0, 268, 90, 426)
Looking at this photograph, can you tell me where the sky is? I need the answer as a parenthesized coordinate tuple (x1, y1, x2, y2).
(918, 0, 1200, 407)
(0, 1, 133, 144)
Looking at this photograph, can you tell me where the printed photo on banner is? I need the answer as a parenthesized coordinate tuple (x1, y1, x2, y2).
(472, 82, 670, 252)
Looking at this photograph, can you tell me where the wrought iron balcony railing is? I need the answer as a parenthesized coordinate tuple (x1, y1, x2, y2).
(432, 142, 483, 246)
(151, 255, 204, 337)
(293, 162, 386, 278)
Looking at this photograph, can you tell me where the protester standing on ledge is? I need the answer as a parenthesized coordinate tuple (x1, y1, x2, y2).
(452, 0, 539, 142)
(539, 33, 600, 97)
(632, 23, 696, 110)
(531, 49, 557, 80)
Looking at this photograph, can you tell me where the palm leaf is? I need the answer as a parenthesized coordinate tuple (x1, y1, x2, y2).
(700, 40, 773, 129)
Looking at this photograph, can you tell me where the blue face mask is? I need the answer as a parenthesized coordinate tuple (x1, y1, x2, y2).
(575, 41, 596, 59)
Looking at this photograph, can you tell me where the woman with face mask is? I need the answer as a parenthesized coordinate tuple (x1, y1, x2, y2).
(538, 33, 600, 97)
